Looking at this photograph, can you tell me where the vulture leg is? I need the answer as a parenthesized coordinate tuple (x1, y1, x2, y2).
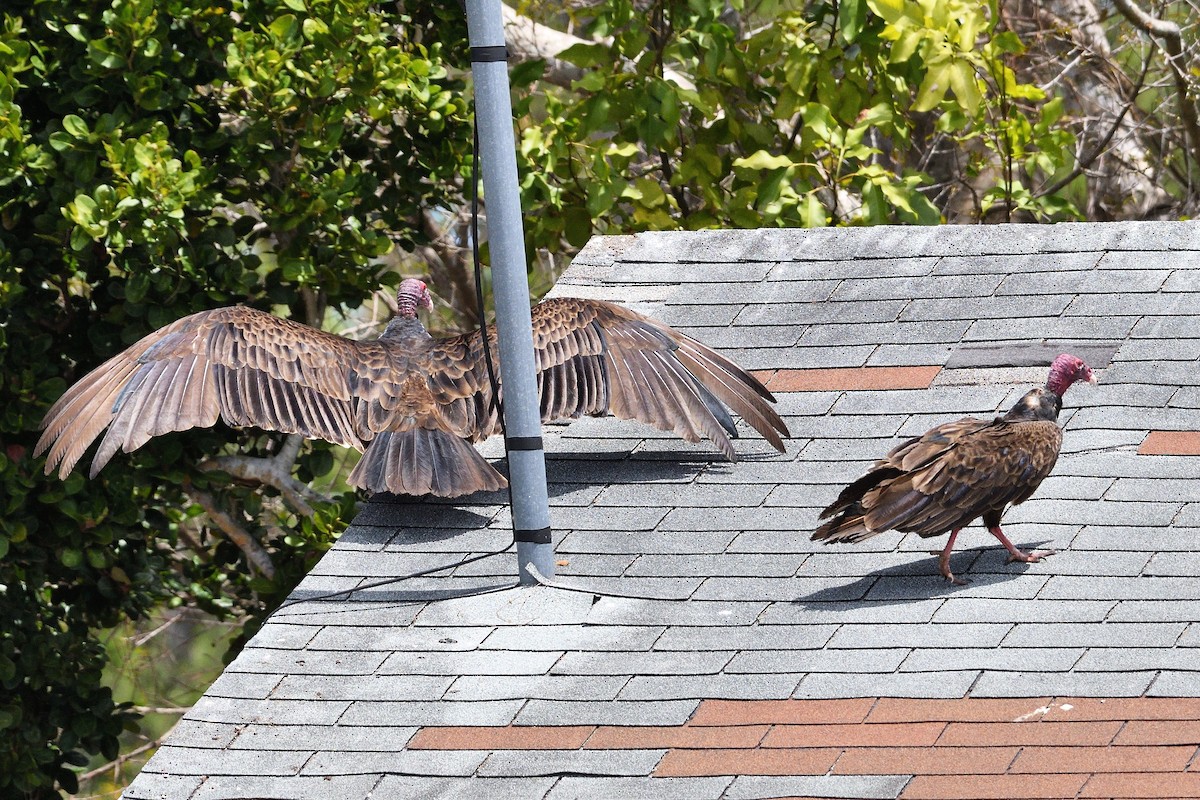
(988, 526, 1055, 564)
(937, 528, 967, 586)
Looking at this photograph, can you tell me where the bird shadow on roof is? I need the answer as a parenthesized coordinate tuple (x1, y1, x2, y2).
(792, 542, 1055, 608)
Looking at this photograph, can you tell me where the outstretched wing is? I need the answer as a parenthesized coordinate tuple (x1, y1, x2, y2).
(36, 306, 373, 479)
(418, 297, 789, 458)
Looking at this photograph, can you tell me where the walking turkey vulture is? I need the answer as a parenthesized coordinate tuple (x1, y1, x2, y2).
(812, 354, 1096, 584)
(36, 279, 789, 498)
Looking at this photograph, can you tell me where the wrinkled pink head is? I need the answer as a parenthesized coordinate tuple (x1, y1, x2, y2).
(1046, 353, 1097, 397)
(396, 278, 434, 318)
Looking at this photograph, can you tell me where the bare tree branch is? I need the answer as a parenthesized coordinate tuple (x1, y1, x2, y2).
(201, 435, 329, 518)
(502, 2, 695, 90)
(185, 484, 277, 579)
(1110, 0, 1200, 170)
(1037, 46, 1152, 198)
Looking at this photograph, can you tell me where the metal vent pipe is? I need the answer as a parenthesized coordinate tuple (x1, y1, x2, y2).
(464, 0, 555, 585)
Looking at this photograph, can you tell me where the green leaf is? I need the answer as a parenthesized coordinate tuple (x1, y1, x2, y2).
(282, 0, 306, 9)
(557, 42, 614, 69)
(865, 0, 905, 24)
(268, 14, 300, 41)
(947, 60, 981, 116)
(732, 150, 795, 171)
(913, 62, 952, 112)
(563, 206, 592, 247)
(838, 0, 868, 44)
(801, 194, 827, 227)
(60, 548, 83, 569)
(573, 70, 606, 93)
(62, 114, 88, 138)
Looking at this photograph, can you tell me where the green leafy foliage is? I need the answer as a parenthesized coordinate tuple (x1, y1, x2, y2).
(0, 1, 468, 795)
(514, 0, 1079, 245)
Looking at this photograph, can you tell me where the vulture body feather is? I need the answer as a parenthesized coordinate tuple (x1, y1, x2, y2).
(812, 354, 1096, 583)
(37, 279, 789, 498)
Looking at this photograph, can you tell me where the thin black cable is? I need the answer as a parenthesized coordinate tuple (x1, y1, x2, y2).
(472, 122, 505, 433)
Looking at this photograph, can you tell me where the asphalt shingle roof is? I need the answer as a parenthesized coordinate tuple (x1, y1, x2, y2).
(124, 220, 1200, 800)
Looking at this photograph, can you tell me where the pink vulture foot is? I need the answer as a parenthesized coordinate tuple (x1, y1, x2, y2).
(989, 526, 1056, 565)
(937, 528, 968, 585)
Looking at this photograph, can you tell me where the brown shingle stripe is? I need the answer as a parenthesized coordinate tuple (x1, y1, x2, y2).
(762, 722, 945, 748)
(902, 773, 1091, 799)
(1081, 772, 1200, 798)
(754, 366, 941, 392)
(1139, 431, 1200, 455)
(833, 746, 1018, 776)
(1011, 745, 1196, 774)
(585, 724, 769, 749)
(867, 698, 1053, 723)
(938, 720, 1123, 747)
(687, 698, 875, 726)
(653, 747, 841, 777)
(1115, 720, 1200, 746)
(406, 725, 595, 750)
(1043, 697, 1200, 721)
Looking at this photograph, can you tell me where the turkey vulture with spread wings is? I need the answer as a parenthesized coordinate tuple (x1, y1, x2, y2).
(812, 354, 1096, 583)
(37, 279, 788, 498)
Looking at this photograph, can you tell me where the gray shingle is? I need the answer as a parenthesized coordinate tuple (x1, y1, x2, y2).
(514, 699, 699, 726)
(371, 776, 557, 800)
(738, 298, 908, 325)
(586, 598, 768, 626)
(728, 648, 909, 674)
(618, 673, 803, 700)
(186, 697, 349, 726)
(309, 626, 492, 652)
(551, 650, 732, 676)
(930, 599, 1116, 623)
(725, 774, 910, 799)
(933, 252, 1102, 275)
(1001, 622, 1186, 648)
(545, 776, 733, 800)
(271, 675, 453, 702)
(144, 745, 310, 776)
(795, 671, 978, 699)
(227, 648, 388, 676)
(477, 749, 666, 777)
(1146, 672, 1200, 696)
(189, 775, 382, 800)
(1074, 648, 1200, 672)
(900, 647, 1082, 673)
(761, 599, 943, 625)
(378, 649, 561, 676)
(653, 624, 837, 651)
(302, 749, 487, 776)
(444, 675, 628, 702)
(833, 274, 1003, 302)
(969, 670, 1156, 697)
(229, 724, 420, 751)
(827, 623, 1012, 650)
(1107, 600, 1200, 622)
(480, 624, 664, 651)
(625, 553, 805, 578)
(413, 587, 594, 627)
(339, 700, 524, 727)
(121, 774, 206, 799)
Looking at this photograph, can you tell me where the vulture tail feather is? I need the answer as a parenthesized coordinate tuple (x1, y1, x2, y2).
(350, 428, 507, 498)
